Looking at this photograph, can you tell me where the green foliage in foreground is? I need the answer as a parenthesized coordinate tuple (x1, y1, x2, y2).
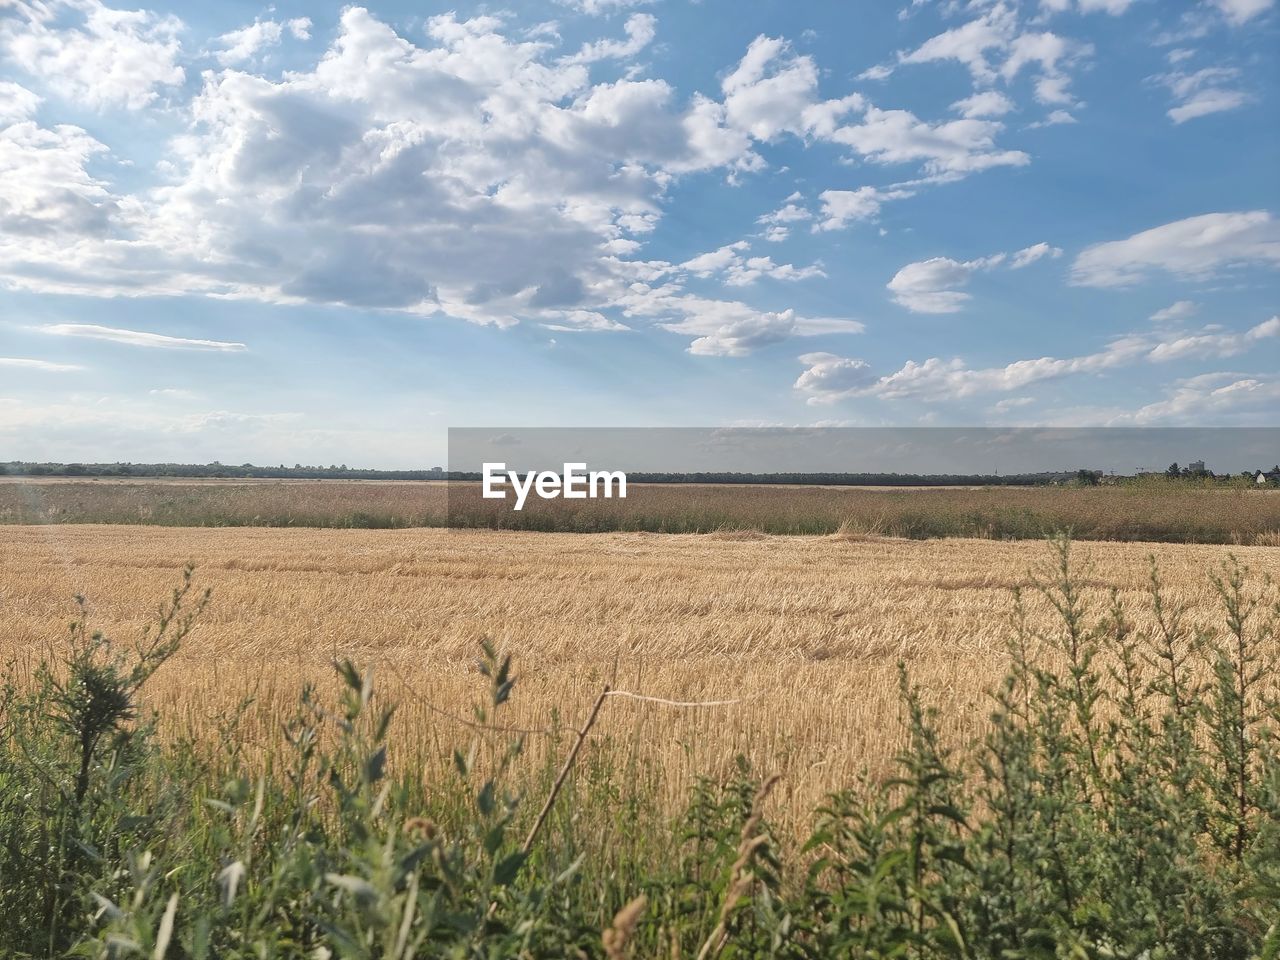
(1, 540, 1278, 958)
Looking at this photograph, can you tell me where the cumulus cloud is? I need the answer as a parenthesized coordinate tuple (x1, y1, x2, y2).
(1071, 211, 1280, 287)
(0, 9, 767, 329)
(754, 194, 812, 241)
(816, 186, 915, 231)
(896, 2, 1091, 106)
(794, 317, 1280, 404)
(0, 80, 41, 124)
(40, 323, 248, 350)
(564, 12, 656, 64)
(950, 90, 1015, 118)
(888, 242, 1058, 312)
(681, 241, 824, 286)
(1146, 315, 1280, 362)
(715, 34, 1027, 183)
(793, 352, 877, 397)
(828, 107, 1029, 176)
(618, 281, 862, 356)
(1, 0, 184, 109)
(1111, 371, 1280, 425)
(0, 13, 983, 355)
(213, 17, 311, 65)
(888, 256, 999, 313)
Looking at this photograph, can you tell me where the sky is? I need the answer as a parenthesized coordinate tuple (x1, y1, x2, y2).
(0, 0, 1277, 467)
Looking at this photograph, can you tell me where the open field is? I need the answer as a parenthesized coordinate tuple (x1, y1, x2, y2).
(2, 476, 1278, 542)
(4, 524, 1279, 954)
(4, 523, 1277, 831)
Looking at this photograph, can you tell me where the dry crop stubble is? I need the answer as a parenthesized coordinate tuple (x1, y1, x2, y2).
(1, 523, 1276, 833)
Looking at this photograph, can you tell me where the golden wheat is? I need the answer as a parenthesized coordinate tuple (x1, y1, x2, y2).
(2, 478, 1277, 543)
(1, 523, 1276, 833)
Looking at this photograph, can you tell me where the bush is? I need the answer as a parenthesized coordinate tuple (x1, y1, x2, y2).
(0, 538, 1277, 957)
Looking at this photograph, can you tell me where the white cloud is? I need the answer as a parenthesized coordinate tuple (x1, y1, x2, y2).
(0, 11, 1070, 360)
(617, 281, 862, 355)
(40, 323, 248, 350)
(816, 186, 914, 231)
(682, 242, 749, 277)
(993, 396, 1035, 413)
(1209, 0, 1275, 26)
(950, 90, 1015, 118)
(1149, 300, 1198, 323)
(0, 111, 115, 241)
(794, 317, 1280, 405)
(1146, 315, 1280, 362)
(560, 0, 654, 14)
(1156, 66, 1249, 123)
(717, 36, 1027, 180)
(888, 242, 1056, 312)
(1039, 0, 1135, 14)
(0, 356, 83, 371)
(1169, 88, 1248, 123)
(1, 0, 184, 110)
(1071, 211, 1280, 287)
(1112, 372, 1280, 424)
(540, 309, 629, 331)
(1076, 0, 1136, 13)
(720, 36, 861, 142)
(793, 352, 877, 397)
(680, 241, 823, 286)
(897, 3, 1090, 106)
(687, 310, 806, 356)
(1026, 109, 1077, 128)
(888, 256, 998, 313)
(829, 107, 1030, 176)
(564, 13, 656, 64)
(213, 17, 311, 66)
(757, 196, 812, 225)
(1009, 241, 1063, 267)
(755, 197, 812, 241)
(0, 9, 771, 329)
(0, 80, 41, 124)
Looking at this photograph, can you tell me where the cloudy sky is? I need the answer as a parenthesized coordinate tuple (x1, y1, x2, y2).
(0, 0, 1277, 466)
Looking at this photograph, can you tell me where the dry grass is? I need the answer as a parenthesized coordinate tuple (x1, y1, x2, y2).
(3, 523, 1276, 834)
(2, 478, 1278, 543)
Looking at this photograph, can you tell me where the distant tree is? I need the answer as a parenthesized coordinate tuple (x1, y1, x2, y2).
(1166, 462, 1181, 478)
(1075, 469, 1102, 486)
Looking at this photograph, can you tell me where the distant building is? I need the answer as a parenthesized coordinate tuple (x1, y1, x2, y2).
(1259, 471, 1270, 485)
(1188, 459, 1206, 473)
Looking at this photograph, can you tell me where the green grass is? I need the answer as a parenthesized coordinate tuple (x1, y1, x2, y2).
(1, 539, 1278, 957)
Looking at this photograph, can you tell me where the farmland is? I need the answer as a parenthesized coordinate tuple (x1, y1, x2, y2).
(3, 515, 1279, 954)
(4, 523, 1277, 827)
(2, 476, 1278, 542)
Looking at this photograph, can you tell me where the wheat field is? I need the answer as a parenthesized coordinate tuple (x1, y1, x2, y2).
(2, 523, 1277, 831)
(4, 477, 1278, 542)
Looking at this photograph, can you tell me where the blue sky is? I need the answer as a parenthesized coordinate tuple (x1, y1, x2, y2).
(0, 0, 1277, 466)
